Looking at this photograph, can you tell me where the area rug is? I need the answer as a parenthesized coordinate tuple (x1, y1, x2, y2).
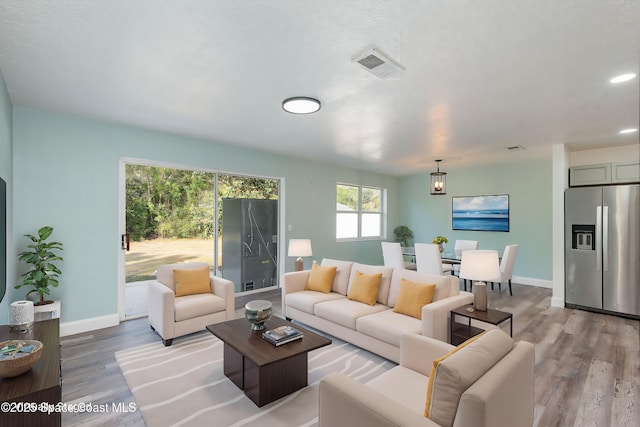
(115, 329, 395, 427)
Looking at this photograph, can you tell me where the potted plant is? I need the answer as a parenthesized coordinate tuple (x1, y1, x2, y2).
(432, 235, 448, 252)
(15, 226, 63, 306)
(393, 226, 414, 247)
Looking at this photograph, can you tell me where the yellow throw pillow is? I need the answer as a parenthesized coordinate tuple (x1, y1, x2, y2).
(347, 271, 382, 305)
(393, 278, 436, 320)
(174, 267, 211, 297)
(305, 263, 337, 293)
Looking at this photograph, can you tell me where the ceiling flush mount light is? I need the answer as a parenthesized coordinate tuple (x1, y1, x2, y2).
(282, 97, 321, 114)
(619, 128, 638, 134)
(429, 160, 447, 195)
(609, 73, 637, 84)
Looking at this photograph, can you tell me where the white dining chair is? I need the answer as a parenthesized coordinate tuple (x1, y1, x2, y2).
(452, 240, 479, 275)
(489, 244, 519, 296)
(381, 242, 417, 270)
(454, 239, 479, 256)
(414, 243, 453, 275)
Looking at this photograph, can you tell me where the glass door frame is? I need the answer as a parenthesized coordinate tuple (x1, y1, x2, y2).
(117, 157, 285, 321)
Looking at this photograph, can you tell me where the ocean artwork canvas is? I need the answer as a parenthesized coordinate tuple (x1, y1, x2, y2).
(452, 194, 509, 232)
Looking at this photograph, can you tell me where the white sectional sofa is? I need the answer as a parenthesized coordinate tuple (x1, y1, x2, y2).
(318, 330, 535, 427)
(282, 259, 473, 363)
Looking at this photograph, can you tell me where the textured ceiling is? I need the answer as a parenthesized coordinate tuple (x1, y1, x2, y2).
(0, 0, 638, 176)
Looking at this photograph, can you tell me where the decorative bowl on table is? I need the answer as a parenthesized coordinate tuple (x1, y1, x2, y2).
(245, 300, 273, 331)
(0, 340, 44, 378)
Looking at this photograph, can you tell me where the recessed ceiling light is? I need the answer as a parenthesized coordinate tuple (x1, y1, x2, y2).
(282, 97, 321, 114)
(609, 73, 637, 84)
(619, 128, 638, 134)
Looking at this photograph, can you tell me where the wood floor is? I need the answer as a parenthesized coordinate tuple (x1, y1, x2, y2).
(59, 284, 639, 427)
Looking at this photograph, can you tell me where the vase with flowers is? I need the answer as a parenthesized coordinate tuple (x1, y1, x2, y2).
(432, 236, 448, 253)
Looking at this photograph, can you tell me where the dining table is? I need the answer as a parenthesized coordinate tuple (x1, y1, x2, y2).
(441, 252, 462, 266)
(402, 248, 501, 279)
(402, 248, 461, 265)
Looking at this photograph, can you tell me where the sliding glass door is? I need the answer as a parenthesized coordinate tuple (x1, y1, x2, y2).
(120, 162, 280, 319)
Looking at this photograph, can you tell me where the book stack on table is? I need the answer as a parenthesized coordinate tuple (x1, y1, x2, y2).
(262, 325, 303, 346)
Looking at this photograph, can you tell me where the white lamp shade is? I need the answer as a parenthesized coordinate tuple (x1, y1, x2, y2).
(288, 239, 313, 257)
(459, 250, 500, 281)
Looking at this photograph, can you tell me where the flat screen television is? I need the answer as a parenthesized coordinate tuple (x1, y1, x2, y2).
(452, 194, 509, 232)
(0, 176, 5, 303)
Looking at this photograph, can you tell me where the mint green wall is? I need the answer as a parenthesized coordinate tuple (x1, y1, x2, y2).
(9, 104, 553, 325)
(0, 68, 13, 322)
(12, 107, 400, 323)
(399, 158, 552, 280)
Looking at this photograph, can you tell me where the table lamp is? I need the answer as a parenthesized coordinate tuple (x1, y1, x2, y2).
(459, 250, 500, 311)
(288, 239, 312, 271)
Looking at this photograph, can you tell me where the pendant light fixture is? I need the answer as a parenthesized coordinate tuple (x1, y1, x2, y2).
(430, 160, 447, 195)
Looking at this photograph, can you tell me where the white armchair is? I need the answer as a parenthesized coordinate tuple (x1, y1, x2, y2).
(319, 330, 534, 427)
(148, 262, 235, 346)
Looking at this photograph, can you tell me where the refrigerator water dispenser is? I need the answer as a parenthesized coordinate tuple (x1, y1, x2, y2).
(571, 225, 595, 250)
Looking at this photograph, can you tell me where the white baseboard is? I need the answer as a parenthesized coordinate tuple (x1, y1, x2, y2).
(60, 313, 120, 337)
(551, 297, 565, 308)
(512, 275, 552, 288)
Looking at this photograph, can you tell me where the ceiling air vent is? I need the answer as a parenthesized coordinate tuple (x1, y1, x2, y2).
(352, 48, 404, 79)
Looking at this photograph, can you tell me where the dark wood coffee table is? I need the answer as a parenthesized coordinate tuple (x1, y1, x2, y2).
(206, 316, 331, 407)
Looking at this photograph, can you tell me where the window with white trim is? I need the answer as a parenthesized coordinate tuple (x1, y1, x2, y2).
(336, 184, 385, 240)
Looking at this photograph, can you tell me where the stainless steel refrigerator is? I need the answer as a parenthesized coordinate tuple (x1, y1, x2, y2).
(565, 184, 640, 318)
